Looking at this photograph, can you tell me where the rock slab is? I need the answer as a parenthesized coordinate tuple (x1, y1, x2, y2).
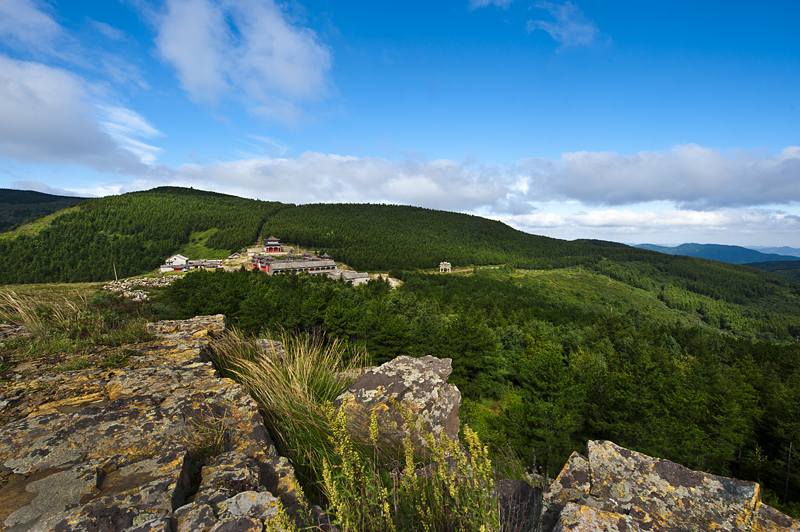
(541, 440, 800, 532)
(0, 315, 312, 532)
(334, 355, 461, 449)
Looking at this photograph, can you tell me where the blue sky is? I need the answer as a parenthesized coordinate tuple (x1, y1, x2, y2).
(1, 0, 799, 246)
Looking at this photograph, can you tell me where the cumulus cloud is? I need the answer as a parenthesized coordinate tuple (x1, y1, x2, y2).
(0, 55, 163, 174)
(164, 152, 518, 213)
(88, 143, 800, 217)
(154, 0, 331, 119)
(527, 1, 599, 47)
(506, 207, 800, 243)
(517, 144, 800, 209)
(52, 142, 800, 246)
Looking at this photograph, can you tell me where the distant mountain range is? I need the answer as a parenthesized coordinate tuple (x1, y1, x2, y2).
(746, 246, 800, 258)
(632, 243, 800, 265)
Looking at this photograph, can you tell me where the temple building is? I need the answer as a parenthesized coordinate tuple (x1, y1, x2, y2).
(265, 236, 283, 253)
(251, 254, 336, 276)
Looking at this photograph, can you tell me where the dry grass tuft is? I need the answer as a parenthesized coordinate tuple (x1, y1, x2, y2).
(210, 329, 368, 488)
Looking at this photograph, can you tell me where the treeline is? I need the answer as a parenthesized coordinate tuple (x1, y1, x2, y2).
(0, 189, 86, 232)
(159, 268, 800, 516)
(0, 187, 288, 283)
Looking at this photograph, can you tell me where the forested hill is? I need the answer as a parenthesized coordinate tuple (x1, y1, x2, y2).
(747, 260, 800, 284)
(0, 189, 86, 232)
(2, 186, 800, 340)
(0, 187, 289, 283)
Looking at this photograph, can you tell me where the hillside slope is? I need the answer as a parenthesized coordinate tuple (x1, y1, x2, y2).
(0, 189, 86, 232)
(0, 187, 288, 283)
(747, 260, 800, 284)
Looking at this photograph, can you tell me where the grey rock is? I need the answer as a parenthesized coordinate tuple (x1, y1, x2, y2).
(540, 440, 800, 532)
(222, 491, 279, 520)
(334, 355, 461, 449)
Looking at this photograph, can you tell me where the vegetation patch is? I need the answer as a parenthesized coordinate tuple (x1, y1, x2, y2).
(210, 329, 502, 531)
(0, 286, 154, 365)
(176, 228, 231, 260)
(0, 204, 83, 240)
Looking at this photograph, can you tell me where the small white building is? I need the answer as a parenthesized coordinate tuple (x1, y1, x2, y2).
(327, 269, 371, 286)
(341, 271, 371, 286)
(165, 254, 189, 266)
(439, 261, 452, 273)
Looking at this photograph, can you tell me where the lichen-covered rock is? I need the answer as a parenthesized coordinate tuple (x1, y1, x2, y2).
(0, 315, 313, 532)
(219, 491, 279, 520)
(554, 502, 642, 532)
(752, 502, 800, 532)
(539, 451, 592, 531)
(540, 440, 800, 532)
(333, 355, 461, 449)
(253, 339, 286, 361)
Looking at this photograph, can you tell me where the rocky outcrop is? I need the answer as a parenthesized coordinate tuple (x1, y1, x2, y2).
(540, 440, 799, 532)
(0, 323, 29, 341)
(103, 276, 183, 301)
(0, 315, 321, 532)
(333, 355, 461, 449)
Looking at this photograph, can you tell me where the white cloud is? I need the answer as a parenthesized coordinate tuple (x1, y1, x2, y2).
(0, 55, 162, 173)
(0, 0, 66, 54)
(154, 0, 331, 118)
(527, 1, 599, 47)
(89, 19, 127, 41)
(98, 106, 163, 164)
(42, 142, 800, 246)
(517, 144, 800, 208)
(120, 152, 515, 214)
(11, 179, 88, 197)
(84, 143, 800, 216)
(505, 207, 800, 245)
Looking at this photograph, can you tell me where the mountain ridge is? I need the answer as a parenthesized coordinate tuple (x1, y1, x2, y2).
(633, 242, 799, 264)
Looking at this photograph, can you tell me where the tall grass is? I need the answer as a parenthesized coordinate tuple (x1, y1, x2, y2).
(0, 290, 153, 356)
(210, 330, 505, 531)
(210, 329, 367, 490)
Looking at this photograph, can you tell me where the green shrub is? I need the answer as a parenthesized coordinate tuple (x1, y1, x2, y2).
(322, 402, 498, 532)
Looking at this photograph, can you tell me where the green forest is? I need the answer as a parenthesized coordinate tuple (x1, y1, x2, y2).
(3, 186, 800, 515)
(157, 267, 800, 516)
(0, 189, 86, 232)
(0, 188, 288, 283)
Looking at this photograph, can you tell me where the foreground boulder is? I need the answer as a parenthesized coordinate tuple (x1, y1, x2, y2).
(540, 440, 799, 532)
(333, 355, 461, 449)
(0, 315, 323, 532)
